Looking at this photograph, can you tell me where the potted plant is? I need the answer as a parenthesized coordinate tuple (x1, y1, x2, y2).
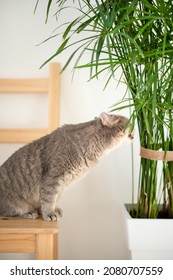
(36, 0, 173, 259)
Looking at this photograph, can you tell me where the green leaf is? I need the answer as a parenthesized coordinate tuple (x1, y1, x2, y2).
(76, 16, 96, 33)
(45, 0, 53, 23)
(56, 37, 70, 54)
(134, 19, 155, 40)
(40, 37, 70, 68)
(95, 36, 105, 68)
(34, 0, 39, 14)
(63, 18, 79, 40)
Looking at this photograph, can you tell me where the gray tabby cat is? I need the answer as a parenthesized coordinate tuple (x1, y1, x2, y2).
(0, 112, 133, 221)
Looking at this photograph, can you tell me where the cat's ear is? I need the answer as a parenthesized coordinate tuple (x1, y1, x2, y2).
(99, 112, 114, 127)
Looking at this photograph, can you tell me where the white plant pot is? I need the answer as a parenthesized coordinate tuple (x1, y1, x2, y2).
(122, 204, 173, 260)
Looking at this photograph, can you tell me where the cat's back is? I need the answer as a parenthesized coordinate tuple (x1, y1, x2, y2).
(1, 134, 46, 169)
(0, 131, 53, 190)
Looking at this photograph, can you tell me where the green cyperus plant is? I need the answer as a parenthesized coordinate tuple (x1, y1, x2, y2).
(36, 0, 173, 218)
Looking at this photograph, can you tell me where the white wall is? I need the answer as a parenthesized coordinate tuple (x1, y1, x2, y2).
(0, 0, 140, 259)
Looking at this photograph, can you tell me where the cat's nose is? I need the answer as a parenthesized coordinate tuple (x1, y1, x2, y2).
(128, 133, 134, 140)
(128, 125, 135, 140)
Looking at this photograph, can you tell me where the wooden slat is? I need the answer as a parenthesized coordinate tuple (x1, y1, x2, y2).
(0, 78, 49, 93)
(0, 234, 35, 253)
(0, 63, 60, 143)
(0, 128, 48, 143)
(48, 63, 61, 132)
(0, 216, 58, 234)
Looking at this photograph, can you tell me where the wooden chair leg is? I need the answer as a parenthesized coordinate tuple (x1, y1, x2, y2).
(36, 233, 58, 260)
(53, 233, 58, 260)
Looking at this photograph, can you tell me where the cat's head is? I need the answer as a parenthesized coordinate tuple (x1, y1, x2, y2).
(98, 112, 134, 148)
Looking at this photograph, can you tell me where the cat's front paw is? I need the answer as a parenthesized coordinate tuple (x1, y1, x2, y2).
(23, 211, 38, 219)
(42, 209, 63, 222)
(56, 207, 63, 218)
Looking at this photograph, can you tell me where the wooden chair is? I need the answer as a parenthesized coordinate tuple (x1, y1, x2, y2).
(0, 216, 58, 260)
(0, 63, 60, 259)
(0, 62, 60, 143)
